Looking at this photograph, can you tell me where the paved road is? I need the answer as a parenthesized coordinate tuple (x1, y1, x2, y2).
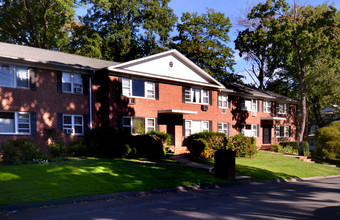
(2, 177, 340, 220)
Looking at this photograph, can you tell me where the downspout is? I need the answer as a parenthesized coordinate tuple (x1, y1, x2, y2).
(89, 70, 94, 130)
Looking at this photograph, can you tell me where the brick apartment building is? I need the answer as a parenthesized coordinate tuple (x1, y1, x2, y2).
(0, 43, 298, 153)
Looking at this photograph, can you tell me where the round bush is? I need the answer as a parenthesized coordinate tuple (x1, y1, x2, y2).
(270, 144, 282, 152)
(315, 126, 340, 160)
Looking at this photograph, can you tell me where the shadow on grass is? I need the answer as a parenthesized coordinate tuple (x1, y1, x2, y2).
(236, 164, 298, 182)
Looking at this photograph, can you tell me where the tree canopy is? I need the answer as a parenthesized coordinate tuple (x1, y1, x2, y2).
(0, 0, 77, 49)
(168, 9, 237, 83)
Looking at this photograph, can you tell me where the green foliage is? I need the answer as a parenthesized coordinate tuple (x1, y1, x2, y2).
(0, 0, 77, 49)
(329, 121, 340, 131)
(127, 135, 166, 160)
(183, 132, 227, 159)
(280, 141, 298, 150)
(146, 130, 171, 148)
(69, 0, 177, 61)
(302, 141, 309, 156)
(315, 126, 340, 160)
(49, 142, 66, 159)
(231, 134, 258, 158)
(68, 139, 89, 157)
(85, 127, 130, 158)
(270, 144, 282, 152)
(279, 145, 298, 155)
(0, 139, 45, 164)
(168, 8, 238, 83)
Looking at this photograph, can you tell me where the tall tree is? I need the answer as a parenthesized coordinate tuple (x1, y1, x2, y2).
(0, 0, 77, 49)
(168, 9, 237, 83)
(67, 0, 177, 62)
(245, 0, 339, 154)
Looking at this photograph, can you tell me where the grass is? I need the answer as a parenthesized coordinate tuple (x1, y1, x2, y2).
(188, 151, 340, 182)
(0, 158, 229, 206)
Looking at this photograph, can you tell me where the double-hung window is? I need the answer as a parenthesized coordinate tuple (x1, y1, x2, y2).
(184, 87, 209, 104)
(122, 78, 155, 99)
(240, 124, 258, 137)
(122, 117, 155, 135)
(63, 115, 83, 135)
(277, 103, 289, 114)
(62, 72, 83, 94)
(0, 64, 29, 89)
(0, 112, 30, 134)
(241, 98, 257, 111)
(218, 94, 229, 108)
(218, 122, 230, 136)
(263, 101, 272, 113)
(275, 125, 290, 137)
(184, 120, 210, 136)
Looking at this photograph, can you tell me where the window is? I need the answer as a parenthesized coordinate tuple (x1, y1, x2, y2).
(122, 117, 155, 135)
(62, 72, 83, 94)
(218, 122, 229, 136)
(240, 124, 258, 137)
(122, 78, 155, 99)
(275, 125, 290, 137)
(241, 98, 257, 111)
(277, 103, 289, 114)
(0, 112, 30, 134)
(184, 87, 209, 104)
(184, 120, 210, 136)
(0, 64, 29, 89)
(263, 101, 272, 113)
(63, 115, 83, 135)
(218, 94, 229, 108)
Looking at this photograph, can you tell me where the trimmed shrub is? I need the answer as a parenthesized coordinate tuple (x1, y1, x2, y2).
(270, 144, 282, 152)
(183, 132, 226, 159)
(279, 145, 298, 155)
(231, 134, 258, 158)
(329, 121, 340, 131)
(0, 139, 45, 164)
(85, 127, 129, 158)
(49, 141, 66, 159)
(68, 139, 88, 156)
(302, 141, 309, 156)
(127, 135, 166, 160)
(315, 126, 340, 160)
(280, 141, 298, 150)
(146, 131, 171, 149)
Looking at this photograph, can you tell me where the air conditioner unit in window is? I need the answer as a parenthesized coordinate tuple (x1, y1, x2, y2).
(201, 105, 208, 111)
(64, 128, 74, 135)
(251, 111, 257, 117)
(128, 98, 135, 105)
(75, 87, 83, 93)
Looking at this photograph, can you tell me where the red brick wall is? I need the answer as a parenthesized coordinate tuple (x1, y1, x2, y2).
(0, 68, 90, 152)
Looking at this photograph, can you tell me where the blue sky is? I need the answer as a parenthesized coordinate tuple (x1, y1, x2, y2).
(168, 0, 339, 83)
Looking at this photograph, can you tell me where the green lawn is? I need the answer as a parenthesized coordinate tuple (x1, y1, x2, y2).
(190, 151, 340, 182)
(0, 158, 229, 206)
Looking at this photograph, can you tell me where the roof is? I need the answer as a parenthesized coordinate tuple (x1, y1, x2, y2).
(0, 42, 119, 71)
(222, 83, 298, 103)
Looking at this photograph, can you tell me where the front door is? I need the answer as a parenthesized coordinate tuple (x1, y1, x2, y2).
(167, 124, 175, 147)
(263, 126, 271, 144)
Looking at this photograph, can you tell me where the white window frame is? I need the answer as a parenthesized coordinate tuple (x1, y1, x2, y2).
(275, 125, 290, 138)
(277, 103, 289, 114)
(0, 111, 30, 134)
(62, 72, 83, 94)
(241, 98, 257, 111)
(218, 94, 229, 109)
(263, 100, 272, 113)
(240, 124, 257, 137)
(63, 114, 83, 135)
(0, 64, 29, 89)
(184, 88, 209, 104)
(122, 78, 155, 99)
(184, 120, 210, 136)
(218, 122, 228, 135)
(122, 116, 156, 135)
